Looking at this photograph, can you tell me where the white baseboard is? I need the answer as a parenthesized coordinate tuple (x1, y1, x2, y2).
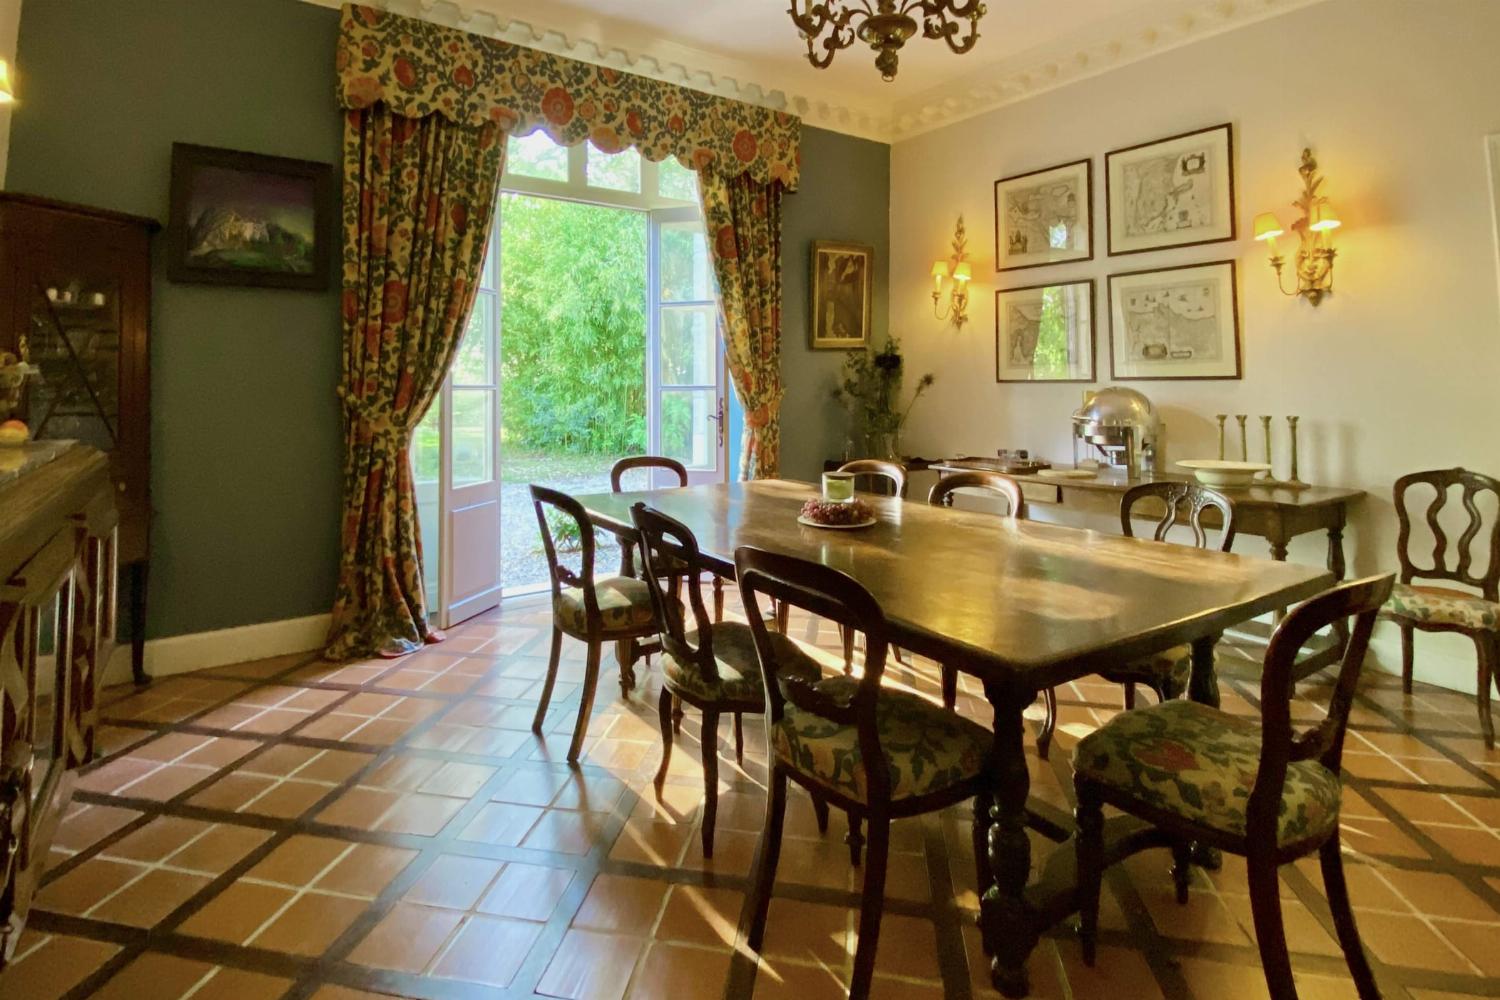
(99, 613, 331, 688)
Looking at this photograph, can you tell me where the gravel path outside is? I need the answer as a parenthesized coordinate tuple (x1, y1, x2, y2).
(500, 452, 626, 592)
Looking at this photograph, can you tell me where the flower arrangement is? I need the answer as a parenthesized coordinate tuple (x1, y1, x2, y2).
(830, 337, 934, 461)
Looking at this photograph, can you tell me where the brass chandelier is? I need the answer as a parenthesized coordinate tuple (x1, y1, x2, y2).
(788, 1, 987, 82)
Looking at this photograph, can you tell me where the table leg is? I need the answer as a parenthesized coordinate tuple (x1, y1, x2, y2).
(979, 680, 1039, 998)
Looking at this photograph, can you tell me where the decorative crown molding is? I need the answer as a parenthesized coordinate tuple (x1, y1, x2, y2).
(299, 0, 1330, 144)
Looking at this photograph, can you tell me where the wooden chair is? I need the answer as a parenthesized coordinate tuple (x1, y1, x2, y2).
(1036, 480, 1236, 760)
(835, 459, 908, 673)
(632, 503, 828, 858)
(735, 545, 993, 1000)
(1380, 468, 1500, 746)
(609, 455, 726, 624)
(529, 485, 660, 763)
(928, 471, 1027, 710)
(1074, 573, 1394, 1000)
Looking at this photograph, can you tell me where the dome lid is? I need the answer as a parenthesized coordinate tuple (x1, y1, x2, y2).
(1072, 386, 1157, 427)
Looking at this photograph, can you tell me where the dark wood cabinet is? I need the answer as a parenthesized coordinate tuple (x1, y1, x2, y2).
(0, 194, 157, 681)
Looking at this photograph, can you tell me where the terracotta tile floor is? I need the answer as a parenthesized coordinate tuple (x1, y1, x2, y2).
(4, 596, 1499, 999)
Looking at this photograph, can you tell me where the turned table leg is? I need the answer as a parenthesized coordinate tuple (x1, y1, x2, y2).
(978, 680, 1040, 997)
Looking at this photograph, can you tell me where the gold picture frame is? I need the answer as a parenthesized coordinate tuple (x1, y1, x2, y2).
(809, 240, 874, 349)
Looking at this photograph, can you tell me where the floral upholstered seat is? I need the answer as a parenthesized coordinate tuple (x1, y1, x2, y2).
(553, 575, 656, 636)
(663, 621, 822, 705)
(773, 676, 991, 804)
(1072, 700, 1340, 848)
(1382, 583, 1499, 632)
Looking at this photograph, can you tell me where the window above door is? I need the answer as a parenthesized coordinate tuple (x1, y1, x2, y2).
(502, 132, 699, 210)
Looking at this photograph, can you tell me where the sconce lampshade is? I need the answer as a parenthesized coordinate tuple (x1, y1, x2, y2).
(930, 260, 950, 279)
(952, 262, 972, 283)
(0, 61, 14, 104)
(1252, 212, 1284, 241)
(1309, 203, 1341, 232)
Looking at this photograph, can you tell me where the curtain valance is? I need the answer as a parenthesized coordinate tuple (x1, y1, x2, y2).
(336, 4, 801, 189)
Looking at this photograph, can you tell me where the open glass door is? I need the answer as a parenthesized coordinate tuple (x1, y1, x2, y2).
(649, 206, 726, 486)
(414, 246, 504, 629)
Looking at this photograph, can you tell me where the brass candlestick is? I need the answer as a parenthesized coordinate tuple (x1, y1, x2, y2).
(1236, 415, 1249, 462)
(1258, 415, 1280, 483)
(1216, 414, 1227, 460)
(1286, 415, 1308, 488)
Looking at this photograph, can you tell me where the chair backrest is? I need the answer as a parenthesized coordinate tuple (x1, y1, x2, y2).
(1392, 468, 1500, 601)
(610, 455, 689, 493)
(735, 545, 895, 800)
(530, 484, 598, 618)
(837, 459, 906, 498)
(1120, 481, 1236, 552)
(630, 502, 719, 681)
(1246, 573, 1394, 842)
(928, 471, 1027, 519)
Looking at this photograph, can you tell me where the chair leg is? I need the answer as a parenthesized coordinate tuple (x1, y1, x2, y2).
(841, 624, 855, 675)
(1319, 834, 1380, 999)
(712, 575, 725, 622)
(850, 817, 890, 1000)
(567, 641, 603, 763)
(1123, 680, 1137, 710)
(941, 664, 958, 710)
(615, 638, 636, 697)
(532, 625, 565, 734)
(893, 645, 908, 666)
(733, 712, 744, 766)
(701, 710, 720, 858)
(1074, 779, 1104, 966)
(672, 694, 684, 734)
(1247, 854, 1296, 999)
(1476, 634, 1496, 750)
(811, 794, 830, 835)
(1036, 686, 1058, 761)
(1400, 624, 1414, 694)
(1170, 840, 1193, 905)
(747, 768, 788, 951)
(846, 813, 864, 867)
(654, 687, 674, 791)
(774, 600, 790, 634)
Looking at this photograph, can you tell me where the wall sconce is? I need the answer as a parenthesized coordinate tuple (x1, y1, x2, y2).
(1254, 148, 1340, 305)
(930, 215, 971, 327)
(0, 61, 15, 104)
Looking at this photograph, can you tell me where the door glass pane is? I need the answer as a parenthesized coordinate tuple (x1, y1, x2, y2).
(506, 131, 568, 182)
(451, 388, 494, 487)
(453, 293, 495, 386)
(660, 389, 713, 470)
(660, 222, 712, 302)
(587, 144, 641, 193)
(657, 157, 698, 202)
(660, 306, 715, 386)
(412, 400, 441, 612)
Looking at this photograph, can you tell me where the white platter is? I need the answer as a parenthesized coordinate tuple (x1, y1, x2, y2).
(1176, 460, 1272, 488)
(797, 515, 877, 530)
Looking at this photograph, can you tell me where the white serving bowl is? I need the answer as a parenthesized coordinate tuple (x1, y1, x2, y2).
(1176, 460, 1272, 488)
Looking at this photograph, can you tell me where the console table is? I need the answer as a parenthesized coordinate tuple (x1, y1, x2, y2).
(0, 441, 117, 965)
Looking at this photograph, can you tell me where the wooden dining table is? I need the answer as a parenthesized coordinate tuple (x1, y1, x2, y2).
(571, 478, 1333, 997)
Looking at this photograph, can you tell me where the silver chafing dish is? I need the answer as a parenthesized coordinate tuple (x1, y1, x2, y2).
(1072, 387, 1158, 476)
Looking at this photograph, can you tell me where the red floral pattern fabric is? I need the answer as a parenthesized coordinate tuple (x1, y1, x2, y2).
(336, 4, 801, 189)
(324, 106, 505, 660)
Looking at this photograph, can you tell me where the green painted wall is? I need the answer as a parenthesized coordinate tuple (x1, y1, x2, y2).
(779, 125, 891, 482)
(6, 1, 890, 640)
(9, 0, 344, 639)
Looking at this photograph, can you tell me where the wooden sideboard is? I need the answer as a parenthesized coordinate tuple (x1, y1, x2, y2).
(0, 441, 117, 965)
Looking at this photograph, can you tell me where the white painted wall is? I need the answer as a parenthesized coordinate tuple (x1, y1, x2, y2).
(889, 0, 1500, 693)
(0, 0, 20, 187)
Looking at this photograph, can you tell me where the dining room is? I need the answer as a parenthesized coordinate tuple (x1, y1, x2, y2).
(1, 1, 1498, 1000)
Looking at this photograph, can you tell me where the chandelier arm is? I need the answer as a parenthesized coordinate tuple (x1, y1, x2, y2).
(920, 1, 984, 54)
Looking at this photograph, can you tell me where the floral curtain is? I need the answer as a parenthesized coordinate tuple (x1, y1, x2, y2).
(699, 173, 786, 479)
(324, 105, 506, 660)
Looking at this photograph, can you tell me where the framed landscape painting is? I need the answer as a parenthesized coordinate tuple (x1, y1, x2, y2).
(1105, 123, 1235, 256)
(994, 158, 1092, 271)
(167, 143, 334, 290)
(809, 240, 873, 349)
(995, 279, 1095, 383)
(1108, 261, 1240, 380)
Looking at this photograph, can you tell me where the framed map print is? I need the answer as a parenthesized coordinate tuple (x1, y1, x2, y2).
(995, 279, 1095, 383)
(994, 158, 1092, 271)
(1107, 261, 1240, 380)
(1105, 123, 1235, 256)
(809, 240, 873, 349)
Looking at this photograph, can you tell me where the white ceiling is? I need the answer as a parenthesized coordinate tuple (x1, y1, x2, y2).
(310, 0, 1329, 141)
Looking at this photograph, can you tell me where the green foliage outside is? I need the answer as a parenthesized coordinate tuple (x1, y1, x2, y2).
(499, 192, 648, 455)
(1032, 287, 1071, 379)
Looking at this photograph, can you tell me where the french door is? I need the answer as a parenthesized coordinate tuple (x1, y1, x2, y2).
(648, 206, 727, 487)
